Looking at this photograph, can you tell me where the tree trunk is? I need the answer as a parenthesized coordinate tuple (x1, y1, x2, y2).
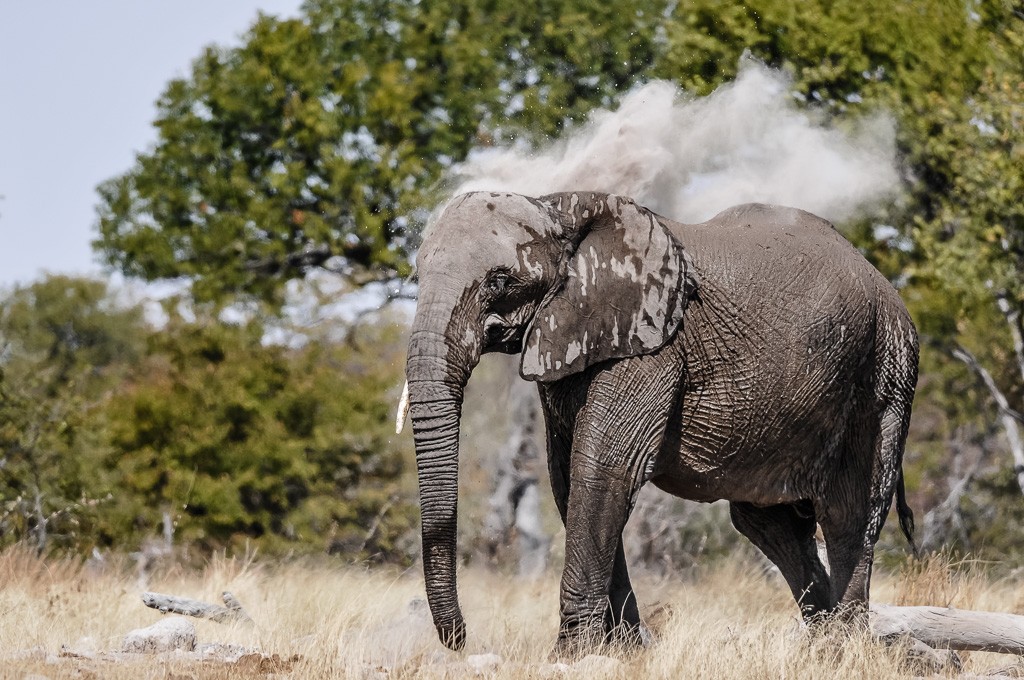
(32, 488, 46, 555)
(482, 378, 549, 576)
(996, 294, 1024, 385)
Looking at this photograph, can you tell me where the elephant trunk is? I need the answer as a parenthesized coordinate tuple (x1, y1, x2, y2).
(406, 297, 481, 650)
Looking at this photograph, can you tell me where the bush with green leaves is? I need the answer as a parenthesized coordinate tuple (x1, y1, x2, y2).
(0, 277, 144, 552)
(95, 310, 414, 559)
(1, 277, 414, 559)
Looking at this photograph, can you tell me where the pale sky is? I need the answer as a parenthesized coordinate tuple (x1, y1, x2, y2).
(0, 1, 304, 288)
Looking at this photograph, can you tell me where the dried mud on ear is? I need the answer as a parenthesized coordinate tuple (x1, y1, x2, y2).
(521, 196, 693, 382)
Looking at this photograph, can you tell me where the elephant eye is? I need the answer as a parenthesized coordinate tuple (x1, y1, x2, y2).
(487, 271, 510, 294)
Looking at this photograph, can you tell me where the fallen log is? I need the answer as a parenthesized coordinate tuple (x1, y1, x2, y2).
(142, 591, 253, 625)
(871, 604, 1024, 655)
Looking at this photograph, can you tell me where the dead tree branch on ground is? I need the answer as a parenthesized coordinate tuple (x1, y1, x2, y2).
(142, 591, 254, 625)
(871, 603, 1024, 654)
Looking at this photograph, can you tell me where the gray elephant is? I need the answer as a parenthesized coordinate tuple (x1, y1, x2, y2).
(401, 191, 917, 654)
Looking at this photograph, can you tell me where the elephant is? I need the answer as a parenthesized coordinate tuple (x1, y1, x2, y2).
(400, 190, 918, 655)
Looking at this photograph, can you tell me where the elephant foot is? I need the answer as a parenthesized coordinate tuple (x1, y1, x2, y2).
(548, 639, 590, 663)
(802, 601, 869, 632)
(550, 625, 607, 662)
(550, 623, 652, 662)
(832, 601, 870, 625)
(802, 614, 962, 674)
(604, 621, 654, 650)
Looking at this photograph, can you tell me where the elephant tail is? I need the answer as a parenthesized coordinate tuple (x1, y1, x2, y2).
(895, 468, 917, 557)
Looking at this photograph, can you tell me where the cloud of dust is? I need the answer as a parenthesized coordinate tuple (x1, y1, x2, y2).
(451, 58, 901, 224)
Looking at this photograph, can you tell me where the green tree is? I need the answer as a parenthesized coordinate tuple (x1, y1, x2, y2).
(905, 11, 1024, 553)
(93, 0, 669, 305)
(0, 277, 145, 552)
(915, 15, 1024, 365)
(95, 307, 414, 558)
(95, 0, 992, 304)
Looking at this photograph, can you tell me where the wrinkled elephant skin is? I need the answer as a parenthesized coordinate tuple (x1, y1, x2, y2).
(403, 191, 918, 655)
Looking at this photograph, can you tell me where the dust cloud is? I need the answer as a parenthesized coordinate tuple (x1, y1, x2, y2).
(452, 57, 900, 224)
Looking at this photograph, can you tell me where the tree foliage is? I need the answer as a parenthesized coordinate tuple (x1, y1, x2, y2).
(94, 0, 664, 304)
(95, 310, 413, 557)
(77, 0, 1024, 560)
(0, 277, 144, 551)
(94, 0, 993, 301)
(915, 16, 1024, 332)
(0, 277, 413, 559)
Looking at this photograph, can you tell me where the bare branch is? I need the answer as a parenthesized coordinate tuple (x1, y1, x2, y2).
(142, 591, 254, 625)
(996, 293, 1024, 385)
(952, 345, 1024, 494)
(357, 494, 398, 555)
(482, 378, 549, 576)
(244, 245, 333, 276)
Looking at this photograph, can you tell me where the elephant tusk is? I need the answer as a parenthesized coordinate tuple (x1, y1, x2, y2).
(395, 380, 410, 434)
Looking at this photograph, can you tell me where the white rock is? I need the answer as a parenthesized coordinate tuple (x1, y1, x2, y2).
(60, 636, 99, 658)
(466, 653, 503, 674)
(122, 616, 197, 653)
(536, 662, 571, 676)
(196, 642, 251, 662)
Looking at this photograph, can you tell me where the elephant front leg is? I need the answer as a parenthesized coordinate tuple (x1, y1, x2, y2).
(606, 540, 649, 646)
(544, 352, 680, 658)
(557, 441, 660, 656)
(542, 386, 613, 652)
(552, 486, 647, 650)
(555, 470, 635, 657)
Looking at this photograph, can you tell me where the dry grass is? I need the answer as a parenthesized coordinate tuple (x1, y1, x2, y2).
(1, 547, 1023, 679)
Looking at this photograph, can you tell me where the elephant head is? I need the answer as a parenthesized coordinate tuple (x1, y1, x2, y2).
(403, 191, 697, 649)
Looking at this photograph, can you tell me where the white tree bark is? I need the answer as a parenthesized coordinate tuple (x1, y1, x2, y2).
(482, 378, 549, 576)
(996, 294, 1024, 385)
(952, 345, 1024, 495)
(141, 591, 253, 625)
(871, 603, 1024, 654)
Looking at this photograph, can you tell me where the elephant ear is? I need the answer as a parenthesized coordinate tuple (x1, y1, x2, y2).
(520, 193, 698, 382)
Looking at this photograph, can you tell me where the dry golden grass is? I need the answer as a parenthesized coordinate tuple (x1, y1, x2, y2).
(1, 547, 1023, 679)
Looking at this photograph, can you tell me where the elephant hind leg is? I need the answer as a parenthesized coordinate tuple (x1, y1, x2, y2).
(820, 394, 913, 614)
(730, 501, 833, 618)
